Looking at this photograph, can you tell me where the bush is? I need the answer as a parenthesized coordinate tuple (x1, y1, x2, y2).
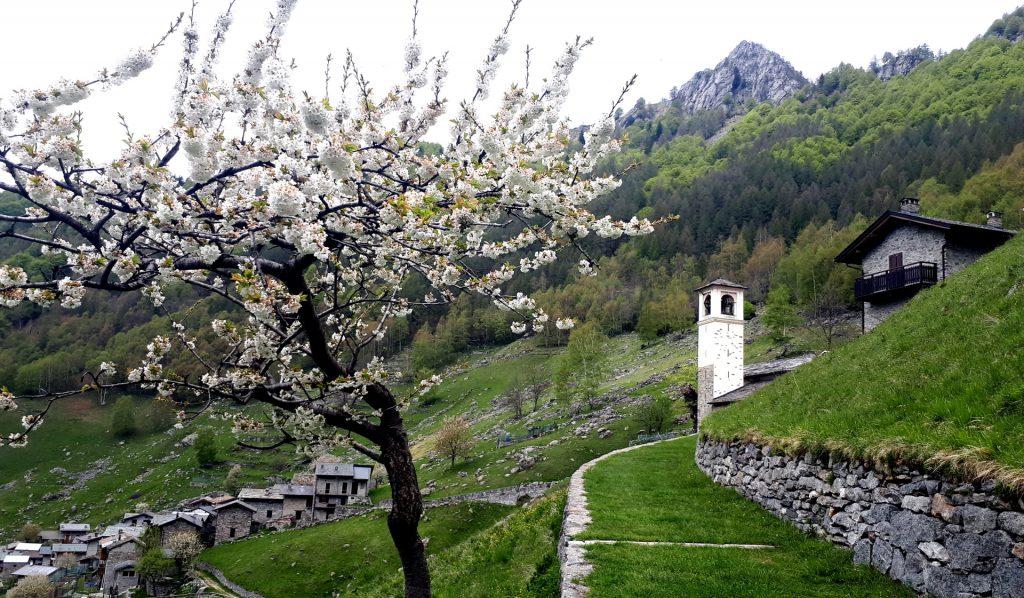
(224, 464, 242, 495)
(194, 428, 218, 467)
(110, 396, 137, 438)
(16, 523, 40, 542)
(743, 300, 756, 320)
(6, 576, 54, 598)
(634, 395, 673, 433)
(137, 548, 177, 581)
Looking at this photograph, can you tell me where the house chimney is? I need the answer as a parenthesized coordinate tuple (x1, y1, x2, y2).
(986, 211, 1003, 228)
(899, 197, 920, 214)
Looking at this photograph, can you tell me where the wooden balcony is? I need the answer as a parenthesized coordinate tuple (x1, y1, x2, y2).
(855, 261, 938, 301)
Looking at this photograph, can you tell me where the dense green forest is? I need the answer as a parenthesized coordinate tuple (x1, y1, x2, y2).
(3, 20, 1024, 391)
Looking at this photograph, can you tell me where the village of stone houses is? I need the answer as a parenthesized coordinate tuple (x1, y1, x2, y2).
(2, 1, 1024, 597)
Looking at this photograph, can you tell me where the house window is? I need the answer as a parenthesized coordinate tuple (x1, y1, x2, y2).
(266, 510, 273, 519)
(703, 294, 711, 316)
(122, 569, 133, 577)
(325, 482, 331, 493)
(342, 482, 349, 494)
(305, 498, 312, 508)
(229, 527, 236, 538)
(888, 252, 903, 270)
(721, 295, 735, 316)
(295, 510, 303, 519)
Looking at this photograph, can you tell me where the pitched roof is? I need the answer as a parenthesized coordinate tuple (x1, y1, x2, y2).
(694, 278, 748, 292)
(213, 499, 257, 513)
(13, 543, 42, 552)
(12, 565, 58, 577)
(151, 512, 204, 528)
(99, 524, 146, 539)
(106, 536, 145, 551)
(237, 487, 284, 501)
(273, 483, 315, 496)
(3, 555, 30, 564)
(59, 523, 91, 532)
(51, 543, 87, 553)
(314, 462, 354, 477)
(835, 210, 1016, 265)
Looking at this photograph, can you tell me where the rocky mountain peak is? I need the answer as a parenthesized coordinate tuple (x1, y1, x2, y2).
(669, 40, 807, 114)
(616, 41, 806, 129)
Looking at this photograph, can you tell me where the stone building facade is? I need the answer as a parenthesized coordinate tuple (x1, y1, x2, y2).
(836, 198, 1014, 331)
(275, 483, 315, 523)
(238, 487, 285, 525)
(697, 438, 1024, 597)
(157, 518, 203, 548)
(213, 501, 256, 544)
(100, 537, 143, 596)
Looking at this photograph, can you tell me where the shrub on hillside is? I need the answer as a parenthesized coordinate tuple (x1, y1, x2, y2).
(193, 429, 218, 467)
(634, 396, 673, 433)
(16, 523, 40, 542)
(110, 396, 137, 438)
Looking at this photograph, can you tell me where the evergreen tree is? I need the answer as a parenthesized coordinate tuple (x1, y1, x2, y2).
(193, 429, 218, 467)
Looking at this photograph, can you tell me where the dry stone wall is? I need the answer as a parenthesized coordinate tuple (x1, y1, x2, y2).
(697, 438, 1024, 597)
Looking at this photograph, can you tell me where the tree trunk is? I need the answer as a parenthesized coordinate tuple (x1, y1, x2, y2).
(381, 427, 430, 598)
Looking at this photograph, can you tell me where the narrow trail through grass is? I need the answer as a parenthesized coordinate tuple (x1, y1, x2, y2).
(579, 436, 912, 597)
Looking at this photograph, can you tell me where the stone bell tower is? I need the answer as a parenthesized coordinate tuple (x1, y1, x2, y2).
(695, 279, 747, 427)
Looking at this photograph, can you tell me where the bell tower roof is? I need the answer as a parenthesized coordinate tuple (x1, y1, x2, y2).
(694, 278, 748, 292)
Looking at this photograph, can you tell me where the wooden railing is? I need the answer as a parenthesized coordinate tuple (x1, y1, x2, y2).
(855, 261, 938, 300)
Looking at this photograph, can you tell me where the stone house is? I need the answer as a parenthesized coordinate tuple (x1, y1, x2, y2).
(120, 512, 155, 527)
(152, 512, 207, 548)
(212, 500, 256, 544)
(2, 554, 30, 576)
(313, 463, 373, 521)
(274, 483, 315, 524)
(100, 536, 144, 596)
(836, 198, 1015, 331)
(58, 523, 91, 543)
(237, 487, 285, 525)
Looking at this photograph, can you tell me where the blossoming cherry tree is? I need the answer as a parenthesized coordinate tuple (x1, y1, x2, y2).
(0, 1, 651, 594)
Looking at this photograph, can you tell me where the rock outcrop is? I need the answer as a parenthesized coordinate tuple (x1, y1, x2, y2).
(618, 41, 806, 128)
(672, 41, 807, 113)
(871, 45, 935, 81)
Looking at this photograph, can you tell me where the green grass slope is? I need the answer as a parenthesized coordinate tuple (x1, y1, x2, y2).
(703, 235, 1024, 490)
(581, 437, 911, 597)
(200, 502, 513, 597)
(0, 396, 295, 537)
(367, 491, 565, 597)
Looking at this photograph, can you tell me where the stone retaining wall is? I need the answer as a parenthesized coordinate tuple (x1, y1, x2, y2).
(697, 438, 1024, 597)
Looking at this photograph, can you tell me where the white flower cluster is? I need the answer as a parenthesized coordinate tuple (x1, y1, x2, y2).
(0, 0, 653, 448)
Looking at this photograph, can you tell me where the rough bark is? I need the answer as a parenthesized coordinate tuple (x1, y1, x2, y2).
(380, 425, 429, 598)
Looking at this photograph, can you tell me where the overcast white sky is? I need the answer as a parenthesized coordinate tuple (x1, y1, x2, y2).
(2, 0, 1019, 159)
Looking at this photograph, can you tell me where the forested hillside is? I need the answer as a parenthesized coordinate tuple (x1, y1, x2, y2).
(3, 14, 1024, 392)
